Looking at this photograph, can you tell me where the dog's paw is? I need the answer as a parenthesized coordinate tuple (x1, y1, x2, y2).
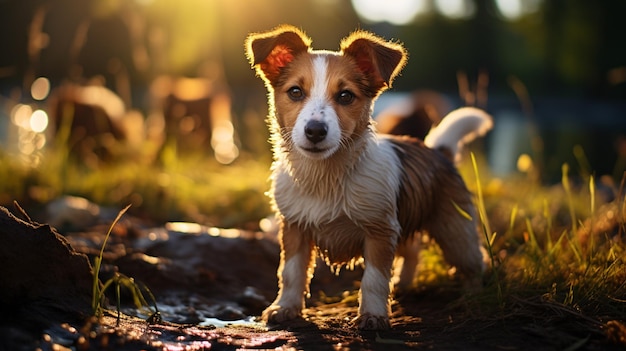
(355, 313, 391, 330)
(262, 304, 302, 324)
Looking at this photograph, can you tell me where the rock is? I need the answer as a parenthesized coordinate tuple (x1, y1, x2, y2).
(45, 196, 101, 232)
(0, 206, 94, 332)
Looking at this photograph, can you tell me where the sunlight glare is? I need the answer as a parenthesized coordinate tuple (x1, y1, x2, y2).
(496, 0, 522, 19)
(220, 228, 241, 238)
(211, 121, 234, 144)
(166, 222, 203, 234)
(351, 0, 428, 25)
(211, 120, 239, 165)
(11, 104, 33, 128)
(517, 153, 533, 173)
(208, 227, 221, 236)
(18, 137, 36, 155)
(34, 133, 46, 150)
(495, 0, 542, 20)
(29, 109, 49, 133)
(259, 217, 275, 233)
(77, 86, 125, 119)
(31, 77, 51, 101)
(434, 0, 475, 19)
(214, 143, 239, 165)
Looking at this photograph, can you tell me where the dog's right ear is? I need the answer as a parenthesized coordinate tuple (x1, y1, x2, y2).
(245, 25, 311, 86)
(341, 31, 407, 96)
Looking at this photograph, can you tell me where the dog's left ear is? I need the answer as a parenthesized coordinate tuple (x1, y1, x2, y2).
(245, 25, 312, 86)
(341, 32, 407, 95)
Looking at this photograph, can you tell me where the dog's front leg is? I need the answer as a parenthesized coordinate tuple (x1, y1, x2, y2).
(356, 228, 397, 330)
(263, 220, 314, 324)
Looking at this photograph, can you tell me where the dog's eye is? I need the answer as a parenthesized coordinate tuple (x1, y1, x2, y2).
(287, 86, 304, 101)
(337, 90, 354, 105)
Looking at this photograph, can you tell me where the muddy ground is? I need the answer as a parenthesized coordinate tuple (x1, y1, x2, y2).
(1, 203, 625, 350)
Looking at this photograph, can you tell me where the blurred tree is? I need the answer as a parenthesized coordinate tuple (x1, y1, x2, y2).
(2, 0, 624, 99)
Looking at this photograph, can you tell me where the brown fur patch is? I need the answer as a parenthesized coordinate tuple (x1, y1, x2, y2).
(389, 137, 484, 277)
(271, 55, 314, 131)
(325, 55, 376, 143)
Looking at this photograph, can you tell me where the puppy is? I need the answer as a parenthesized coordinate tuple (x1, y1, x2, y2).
(245, 25, 492, 330)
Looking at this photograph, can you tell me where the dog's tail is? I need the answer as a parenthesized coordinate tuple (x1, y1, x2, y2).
(424, 107, 492, 163)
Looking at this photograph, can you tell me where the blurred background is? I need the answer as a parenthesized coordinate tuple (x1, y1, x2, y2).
(0, 0, 625, 227)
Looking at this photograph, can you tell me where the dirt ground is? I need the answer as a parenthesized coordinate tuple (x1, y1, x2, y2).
(33, 291, 626, 351)
(1, 204, 625, 351)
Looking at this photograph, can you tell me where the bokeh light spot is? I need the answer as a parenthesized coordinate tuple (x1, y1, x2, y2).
(211, 120, 239, 165)
(29, 109, 49, 133)
(434, 0, 475, 19)
(31, 77, 51, 101)
(517, 153, 533, 173)
(495, 0, 542, 20)
(351, 0, 427, 25)
(11, 104, 33, 128)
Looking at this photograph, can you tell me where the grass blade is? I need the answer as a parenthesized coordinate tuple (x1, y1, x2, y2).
(451, 200, 473, 221)
(471, 152, 502, 304)
(562, 163, 577, 233)
(91, 204, 132, 316)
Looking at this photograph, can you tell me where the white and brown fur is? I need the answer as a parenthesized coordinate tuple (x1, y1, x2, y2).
(245, 25, 492, 330)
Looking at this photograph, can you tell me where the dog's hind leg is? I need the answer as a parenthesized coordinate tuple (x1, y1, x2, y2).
(395, 234, 420, 290)
(263, 220, 315, 324)
(427, 203, 486, 289)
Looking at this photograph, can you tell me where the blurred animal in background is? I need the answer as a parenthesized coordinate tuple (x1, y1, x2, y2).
(149, 75, 239, 164)
(48, 82, 143, 165)
(46, 74, 238, 166)
(375, 90, 452, 140)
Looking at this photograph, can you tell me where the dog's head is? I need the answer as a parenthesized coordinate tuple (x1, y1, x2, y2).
(246, 25, 407, 160)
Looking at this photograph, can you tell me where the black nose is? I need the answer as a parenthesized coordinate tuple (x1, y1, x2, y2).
(304, 120, 328, 143)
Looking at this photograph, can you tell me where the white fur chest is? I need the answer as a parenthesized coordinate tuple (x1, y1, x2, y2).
(271, 138, 402, 228)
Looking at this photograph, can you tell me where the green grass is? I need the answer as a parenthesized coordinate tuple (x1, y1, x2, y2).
(0, 147, 272, 228)
(91, 204, 161, 325)
(471, 153, 503, 306)
(91, 204, 129, 318)
(412, 152, 626, 336)
(463, 156, 624, 332)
